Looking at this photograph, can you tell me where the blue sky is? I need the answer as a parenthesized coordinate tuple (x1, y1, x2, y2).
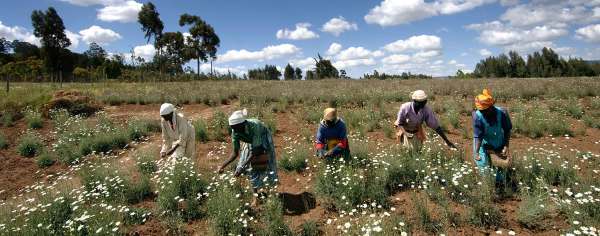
(1, 0, 599, 77)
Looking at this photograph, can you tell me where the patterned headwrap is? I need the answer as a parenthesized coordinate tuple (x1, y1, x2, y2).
(475, 89, 495, 110)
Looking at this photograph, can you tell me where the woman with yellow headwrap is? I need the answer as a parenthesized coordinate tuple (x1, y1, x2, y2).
(472, 89, 513, 187)
(315, 108, 350, 160)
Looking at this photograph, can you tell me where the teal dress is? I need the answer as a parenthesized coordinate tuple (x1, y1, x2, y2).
(473, 107, 507, 182)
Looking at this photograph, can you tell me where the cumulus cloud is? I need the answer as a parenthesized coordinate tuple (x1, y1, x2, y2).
(381, 54, 411, 64)
(326, 43, 343, 55)
(289, 57, 315, 70)
(479, 49, 492, 56)
(65, 30, 81, 50)
(500, 2, 590, 28)
(322, 16, 358, 36)
(79, 25, 122, 45)
(97, 1, 143, 23)
(364, 0, 493, 26)
(383, 35, 442, 53)
(467, 20, 569, 54)
(276, 23, 319, 40)
(218, 44, 301, 63)
(0, 21, 40, 45)
(132, 44, 156, 62)
(333, 58, 376, 69)
(199, 64, 245, 75)
(336, 47, 382, 60)
(576, 24, 600, 43)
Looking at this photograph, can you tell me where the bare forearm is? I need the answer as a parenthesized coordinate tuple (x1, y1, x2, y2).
(221, 152, 238, 168)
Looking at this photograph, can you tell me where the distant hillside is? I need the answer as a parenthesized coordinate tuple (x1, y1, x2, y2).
(585, 60, 600, 65)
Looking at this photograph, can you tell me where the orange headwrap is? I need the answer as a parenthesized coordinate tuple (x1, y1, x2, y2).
(475, 89, 495, 110)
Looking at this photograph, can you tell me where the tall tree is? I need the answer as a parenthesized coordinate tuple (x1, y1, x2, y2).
(0, 38, 10, 65)
(508, 51, 527, 78)
(283, 63, 294, 80)
(313, 54, 338, 79)
(138, 2, 164, 76)
(31, 7, 71, 84)
(83, 42, 106, 68)
(294, 67, 302, 80)
(156, 32, 186, 75)
(179, 14, 220, 77)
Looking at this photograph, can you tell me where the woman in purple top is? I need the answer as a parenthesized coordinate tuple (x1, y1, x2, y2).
(394, 90, 456, 151)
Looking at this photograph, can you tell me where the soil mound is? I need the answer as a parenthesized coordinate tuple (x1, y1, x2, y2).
(44, 90, 101, 117)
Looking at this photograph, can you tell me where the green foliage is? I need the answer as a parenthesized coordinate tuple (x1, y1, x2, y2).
(79, 130, 128, 155)
(279, 146, 308, 172)
(17, 132, 44, 157)
(248, 64, 281, 80)
(513, 104, 572, 138)
(21, 195, 74, 235)
(0, 132, 7, 149)
(79, 165, 152, 204)
(24, 109, 43, 129)
(300, 220, 320, 236)
(284, 63, 295, 80)
(468, 179, 503, 229)
(315, 160, 388, 211)
(582, 114, 600, 128)
(412, 193, 443, 234)
(135, 149, 158, 175)
(258, 198, 292, 236)
(516, 187, 553, 230)
(127, 119, 160, 141)
(123, 208, 152, 226)
(210, 110, 229, 141)
(36, 151, 56, 168)
(1, 112, 15, 127)
(157, 157, 207, 221)
(314, 54, 338, 79)
(193, 118, 209, 143)
(206, 179, 250, 236)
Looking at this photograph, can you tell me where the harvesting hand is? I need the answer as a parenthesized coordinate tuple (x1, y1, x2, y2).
(446, 142, 457, 149)
(160, 151, 167, 158)
(217, 165, 225, 174)
(475, 155, 482, 161)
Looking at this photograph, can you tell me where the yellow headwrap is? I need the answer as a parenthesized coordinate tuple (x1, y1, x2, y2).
(475, 89, 495, 110)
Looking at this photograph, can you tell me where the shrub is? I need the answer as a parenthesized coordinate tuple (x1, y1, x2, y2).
(79, 131, 128, 155)
(36, 151, 56, 168)
(513, 105, 572, 138)
(1, 112, 15, 127)
(516, 187, 553, 230)
(258, 198, 293, 236)
(126, 176, 154, 204)
(193, 118, 209, 143)
(468, 179, 503, 229)
(300, 220, 320, 236)
(279, 146, 308, 172)
(0, 132, 7, 149)
(54, 142, 83, 165)
(315, 160, 388, 212)
(582, 114, 600, 128)
(127, 119, 159, 141)
(24, 109, 43, 129)
(206, 177, 251, 235)
(210, 110, 229, 142)
(123, 207, 152, 226)
(384, 150, 428, 193)
(136, 149, 158, 175)
(17, 132, 44, 157)
(80, 165, 151, 205)
(24, 195, 74, 234)
(412, 193, 443, 234)
(157, 157, 207, 221)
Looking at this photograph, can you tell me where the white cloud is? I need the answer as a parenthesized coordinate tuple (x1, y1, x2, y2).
(333, 58, 376, 69)
(448, 59, 457, 65)
(479, 49, 492, 57)
(65, 30, 81, 50)
(364, 0, 493, 26)
(326, 43, 343, 55)
(79, 25, 122, 45)
(97, 1, 142, 23)
(381, 54, 411, 64)
(383, 35, 442, 53)
(460, 52, 468, 56)
(132, 44, 155, 62)
(218, 44, 301, 63)
(276, 23, 319, 40)
(364, 0, 437, 26)
(59, 0, 125, 6)
(336, 46, 381, 60)
(0, 21, 40, 45)
(500, 2, 589, 28)
(576, 24, 600, 42)
(289, 57, 315, 70)
(322, 16, 358, 36)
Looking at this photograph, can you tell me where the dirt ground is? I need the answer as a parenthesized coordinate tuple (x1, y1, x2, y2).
(1, 102, 598, 235)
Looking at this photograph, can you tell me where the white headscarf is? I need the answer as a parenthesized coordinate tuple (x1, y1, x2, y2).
(228, 109, 248, 125)
(160, 103, 175, 116)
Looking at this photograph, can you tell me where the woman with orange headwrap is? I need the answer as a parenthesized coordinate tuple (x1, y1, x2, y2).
(472, 89, 513, 185)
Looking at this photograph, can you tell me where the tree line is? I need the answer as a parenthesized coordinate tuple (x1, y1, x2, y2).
(460, 47, 600, 78)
